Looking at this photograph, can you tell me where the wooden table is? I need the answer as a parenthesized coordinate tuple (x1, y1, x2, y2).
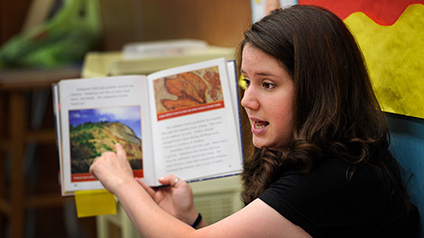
(0, 67, 80, 238)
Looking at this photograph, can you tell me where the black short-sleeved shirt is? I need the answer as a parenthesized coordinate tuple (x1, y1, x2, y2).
(259, 157, 415, 237)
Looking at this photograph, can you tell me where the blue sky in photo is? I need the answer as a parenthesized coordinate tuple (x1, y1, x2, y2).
(69, 106, 142, 139)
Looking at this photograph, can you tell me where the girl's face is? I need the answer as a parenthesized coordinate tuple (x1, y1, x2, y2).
(241, 44, 295, 151)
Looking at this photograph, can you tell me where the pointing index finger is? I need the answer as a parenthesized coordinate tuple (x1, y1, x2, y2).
(115, 143, 127, 158)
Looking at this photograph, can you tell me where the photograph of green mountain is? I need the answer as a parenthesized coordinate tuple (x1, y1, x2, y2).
(68, 105, 142, 177)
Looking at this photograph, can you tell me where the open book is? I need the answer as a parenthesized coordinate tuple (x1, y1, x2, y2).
(53, 58, 244, 196)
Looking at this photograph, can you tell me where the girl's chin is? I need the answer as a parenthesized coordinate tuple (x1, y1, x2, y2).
(252, 138, 269, 149)
(252, 139, 283, 152)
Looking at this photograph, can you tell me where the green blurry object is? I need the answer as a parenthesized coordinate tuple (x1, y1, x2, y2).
(0, 0, 102, 69)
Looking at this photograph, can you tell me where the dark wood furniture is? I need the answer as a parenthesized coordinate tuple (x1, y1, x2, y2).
(0, 67, 80, 238)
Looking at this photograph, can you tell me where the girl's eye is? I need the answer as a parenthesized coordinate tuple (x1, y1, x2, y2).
(244, 78, 251, 88)
(262, 81, 276, 90)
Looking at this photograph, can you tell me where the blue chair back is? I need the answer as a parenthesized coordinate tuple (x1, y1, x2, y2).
(386, 113, 424, 237)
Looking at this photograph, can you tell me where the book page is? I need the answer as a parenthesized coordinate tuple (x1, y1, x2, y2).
(147, 58, 244, 182)
(57, 75, 153, 193)
(227, 60, 244, 161)
(52, 84, 67, 195)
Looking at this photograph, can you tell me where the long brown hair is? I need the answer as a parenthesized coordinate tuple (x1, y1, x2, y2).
(239, 5, 409, 206)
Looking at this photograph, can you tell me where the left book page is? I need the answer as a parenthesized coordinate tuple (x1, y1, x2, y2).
(53, 75, 149, 196)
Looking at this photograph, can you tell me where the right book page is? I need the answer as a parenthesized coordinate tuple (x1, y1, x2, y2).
(145, 58, 244, 183)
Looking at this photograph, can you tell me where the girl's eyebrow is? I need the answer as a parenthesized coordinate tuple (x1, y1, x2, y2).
(241, 69, 275, 77)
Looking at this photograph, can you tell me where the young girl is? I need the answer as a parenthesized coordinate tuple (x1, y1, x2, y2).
(90, 5, 417, 237)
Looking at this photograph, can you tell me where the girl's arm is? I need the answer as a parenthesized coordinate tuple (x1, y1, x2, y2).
(90, 143, 311, 238)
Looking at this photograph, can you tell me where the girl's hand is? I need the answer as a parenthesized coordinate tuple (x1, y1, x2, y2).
(137, 175, 199, 225)
(89, 143, 134, 194)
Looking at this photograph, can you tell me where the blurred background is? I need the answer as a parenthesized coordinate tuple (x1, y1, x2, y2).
(0, 0, 252, 237)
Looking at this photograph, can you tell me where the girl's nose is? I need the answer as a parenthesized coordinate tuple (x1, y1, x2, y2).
(241, 87, 259, 111)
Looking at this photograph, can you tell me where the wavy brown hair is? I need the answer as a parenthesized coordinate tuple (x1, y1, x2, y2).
(239, 5, 410, 206)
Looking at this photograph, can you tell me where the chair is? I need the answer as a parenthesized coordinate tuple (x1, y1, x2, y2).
(386, 113, 424, 237)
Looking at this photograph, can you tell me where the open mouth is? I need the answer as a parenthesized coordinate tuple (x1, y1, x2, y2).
(253, 120, 269, 129)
